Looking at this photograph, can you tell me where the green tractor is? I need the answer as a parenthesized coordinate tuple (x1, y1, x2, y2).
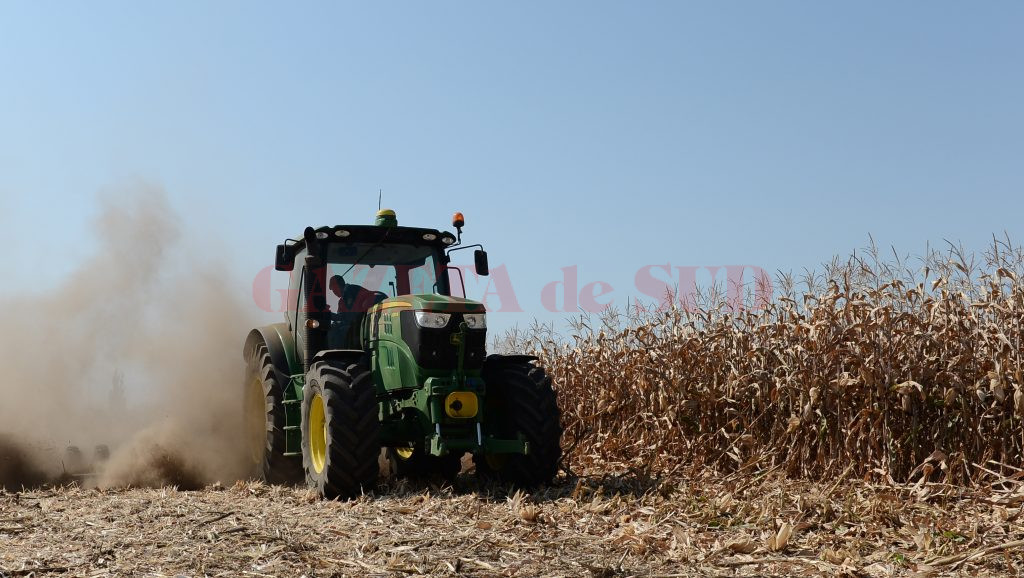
(243, 209, 562, 498)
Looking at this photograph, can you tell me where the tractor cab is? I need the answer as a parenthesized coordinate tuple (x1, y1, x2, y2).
(273, 210, 487, 366)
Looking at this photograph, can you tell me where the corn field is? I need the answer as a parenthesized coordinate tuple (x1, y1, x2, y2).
(506, 237, 1024, 485)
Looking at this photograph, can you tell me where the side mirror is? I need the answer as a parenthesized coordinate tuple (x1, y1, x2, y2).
(474, 250, 490, 276)
(275, 244, 295, 271)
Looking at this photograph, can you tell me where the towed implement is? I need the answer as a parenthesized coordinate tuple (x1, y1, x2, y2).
(243, 210, 562, 498)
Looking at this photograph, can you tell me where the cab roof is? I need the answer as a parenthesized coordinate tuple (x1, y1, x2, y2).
(286, 224, 456, 252)
(275, 224, 457, 271)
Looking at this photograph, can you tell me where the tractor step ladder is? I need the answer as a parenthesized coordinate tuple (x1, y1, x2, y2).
(283, 398, 302, 454)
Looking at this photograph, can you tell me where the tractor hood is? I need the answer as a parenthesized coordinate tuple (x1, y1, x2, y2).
(375, 294, 486, 314)
(366, 294, 488, 373)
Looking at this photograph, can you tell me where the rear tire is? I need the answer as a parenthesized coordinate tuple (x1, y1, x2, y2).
(301, 360, 380, 499)
(474, 359, 562, 488)
(245, 344, 302, 484)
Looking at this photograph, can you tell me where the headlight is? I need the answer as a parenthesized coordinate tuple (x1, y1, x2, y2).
(415, 311, 451, 328)
(463, 313, 486, 329)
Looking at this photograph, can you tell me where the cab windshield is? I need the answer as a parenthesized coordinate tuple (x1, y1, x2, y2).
(325, 243, 446, 304)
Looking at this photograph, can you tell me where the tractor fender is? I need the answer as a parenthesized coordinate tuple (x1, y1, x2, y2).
(484, 354, 540, 367)
(244, 323, 298, 383)
(311, 349, 367, 368)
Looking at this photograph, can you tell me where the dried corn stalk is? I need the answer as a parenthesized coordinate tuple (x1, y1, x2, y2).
(504, 237, 1024, 485)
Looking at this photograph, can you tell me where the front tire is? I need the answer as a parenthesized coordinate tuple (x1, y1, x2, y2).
(301, 360, 380, 499)
(474, 359, 562, 487)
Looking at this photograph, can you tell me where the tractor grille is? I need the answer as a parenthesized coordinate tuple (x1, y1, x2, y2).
(400, 311, 486, 370)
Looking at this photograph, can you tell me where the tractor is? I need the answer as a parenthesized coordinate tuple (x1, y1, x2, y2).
(243, 209, 562, 498)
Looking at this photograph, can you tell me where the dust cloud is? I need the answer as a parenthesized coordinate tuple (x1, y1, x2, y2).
(0, 184, 257, 490)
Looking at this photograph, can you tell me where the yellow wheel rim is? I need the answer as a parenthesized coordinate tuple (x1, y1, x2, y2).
(394, 447, 415, 460)
(310, 393, 328, 474)
(247, 377, 267, 465)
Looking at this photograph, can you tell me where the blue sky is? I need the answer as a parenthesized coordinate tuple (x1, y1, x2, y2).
(1, 2, 1021, 336)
